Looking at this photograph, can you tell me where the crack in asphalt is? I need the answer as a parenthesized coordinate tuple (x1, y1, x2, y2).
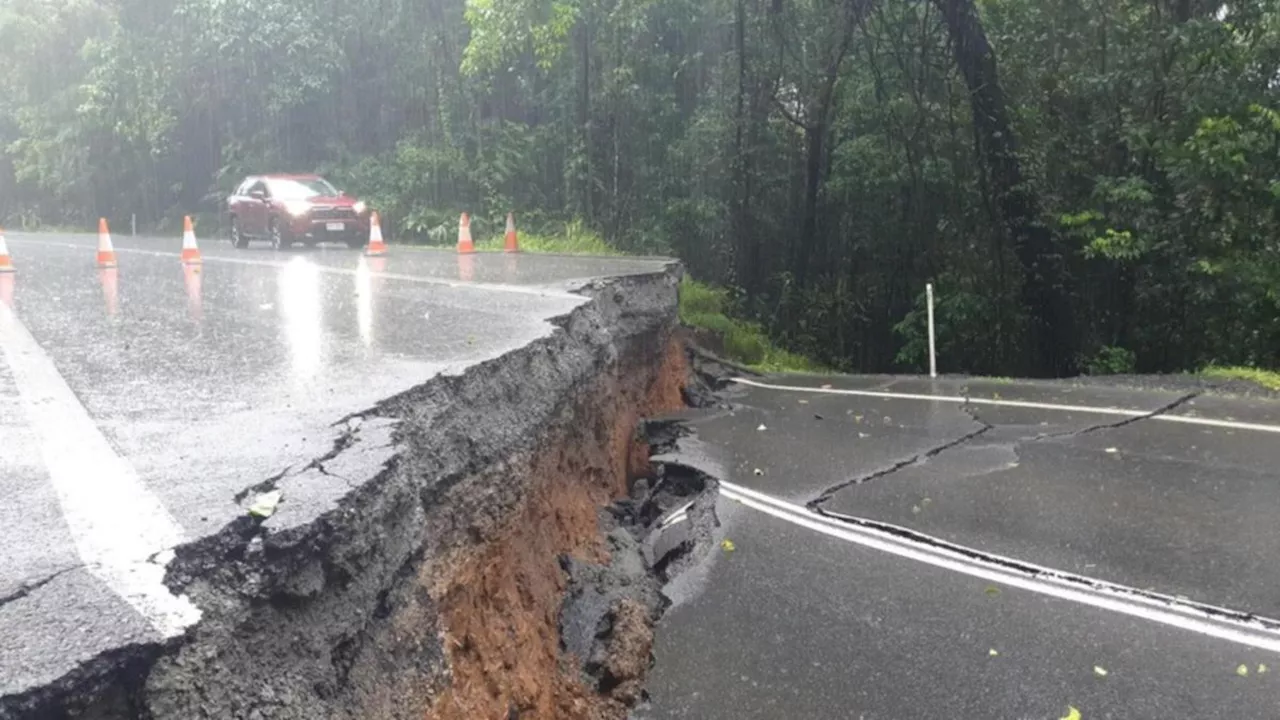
(807, 406, 995, 509)
(232, 464, 294, 504)
(229, 417, 376, 504)
(808, 505, 1280, 633)
(1025, 390, 1202, 441)
(806, 390, 1201, 510)
(0, 565, 86, 608)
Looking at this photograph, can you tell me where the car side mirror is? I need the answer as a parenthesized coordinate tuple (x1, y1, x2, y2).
(249, 190, 266, 200)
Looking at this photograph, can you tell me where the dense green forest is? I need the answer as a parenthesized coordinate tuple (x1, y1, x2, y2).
(2, 0, 1278, 376)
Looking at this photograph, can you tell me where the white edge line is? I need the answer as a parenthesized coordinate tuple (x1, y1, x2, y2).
(718, 481, 1280, 653)
(725, 480, 1273, 626)
(660, 512, 689, 529)
(731, 377, 1280, 434)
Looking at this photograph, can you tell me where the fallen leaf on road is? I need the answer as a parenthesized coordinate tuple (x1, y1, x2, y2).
(911, 505, 921, 515)
(984, 585, 1001, 597)
(1105, 448, 1118, 454)
(1237, 664, 1249, 677)
(753, 468, 764, 476)
(1060, 707, 1081, 720)
(821, 383, 833, 389)
(249, 490, 283, 519)
(757, 424, 767, 431)
(721, 539, 736, 552)
(854, 414, 863, 423)
(798, 399, 809, 405)
(814, 414, 824, 420)
(1259, 664, 1268, 674)
(858, 432, 870, 439)
(1093, 666, 1108, 677)
(989, 648, 999, 657)
(922, 497, 932, 506)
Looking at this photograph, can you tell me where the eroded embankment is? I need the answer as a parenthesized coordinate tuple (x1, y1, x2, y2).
(1, 267, 722, 720)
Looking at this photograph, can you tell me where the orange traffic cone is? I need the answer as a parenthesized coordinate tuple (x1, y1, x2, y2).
(181, 216, 202, 265)
(503, 212, 520, 253)
(457, 213, 475, 254)
(97, 218, 118, 268)
(366, 212, 388, 257)
(0, 227, 14, 273)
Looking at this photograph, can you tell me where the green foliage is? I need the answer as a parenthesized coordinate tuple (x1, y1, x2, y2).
(680, 278, 821, 372)
(473, 218, 620, 254)
(1084, 346, 1138, 376)
(1202, 365, 1280, 391)
(679, 278, 730, 316)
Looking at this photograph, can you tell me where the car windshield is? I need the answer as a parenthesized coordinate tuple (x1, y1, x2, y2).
(267, 177, 339, 199)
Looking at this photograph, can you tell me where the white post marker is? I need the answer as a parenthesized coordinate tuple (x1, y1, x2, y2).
(926, 282, 937, 379)
(131, 213, 137, 237)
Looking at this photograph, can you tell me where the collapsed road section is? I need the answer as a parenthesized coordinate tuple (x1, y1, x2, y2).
(0, 245, 721, 720)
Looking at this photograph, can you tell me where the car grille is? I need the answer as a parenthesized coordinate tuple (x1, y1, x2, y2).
(312, 206, 357, 220)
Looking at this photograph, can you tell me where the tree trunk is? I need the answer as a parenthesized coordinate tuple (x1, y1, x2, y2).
(934, 0, 1077, 376)
(577, 14, 594, 222)
(732, 0, 758, 293)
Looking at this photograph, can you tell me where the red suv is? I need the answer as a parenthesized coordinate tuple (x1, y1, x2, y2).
(227, 174, 371, 250)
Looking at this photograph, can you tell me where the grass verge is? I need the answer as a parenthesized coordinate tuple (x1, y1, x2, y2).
(1201, 365, 1280, 391)
(679, 278, 822, 373)
(473, 219, 621, 255)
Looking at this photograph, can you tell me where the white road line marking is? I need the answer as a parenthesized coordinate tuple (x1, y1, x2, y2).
(0, 303, 200, 636)
(718, 480, 1280, 652)
(731, 377, 1280, 434)
(660, 512, 689, 528)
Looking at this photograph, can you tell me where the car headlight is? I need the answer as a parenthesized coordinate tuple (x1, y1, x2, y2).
(283, 200, 310, 217)
(353, 201, 368, 215)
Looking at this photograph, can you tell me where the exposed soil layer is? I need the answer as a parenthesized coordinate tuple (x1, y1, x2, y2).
(425, 338, 688, 720)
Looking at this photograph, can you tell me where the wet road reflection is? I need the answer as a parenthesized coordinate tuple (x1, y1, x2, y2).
(183, 264, 202, 324)
(98, 268, 118, 317)
(354, 256, 374, 348)
(278, 257, 323, 382)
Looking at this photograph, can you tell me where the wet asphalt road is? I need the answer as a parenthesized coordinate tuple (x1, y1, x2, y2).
(641, 376, 1280, 719)
(0, 230, 669, 700)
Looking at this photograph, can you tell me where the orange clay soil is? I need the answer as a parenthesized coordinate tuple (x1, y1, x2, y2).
(425, 338, 688, 720)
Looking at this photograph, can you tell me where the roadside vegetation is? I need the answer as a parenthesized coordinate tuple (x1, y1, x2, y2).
(1202, 366, 1280, 391)
(471, 219, 619, 255)
(679, 278, 821, 374)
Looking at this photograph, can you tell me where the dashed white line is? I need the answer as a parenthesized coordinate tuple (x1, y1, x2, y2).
(731, 377, 1280, 434)
(0, 302, 200, 636)
(718, 480, 1280, 652)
